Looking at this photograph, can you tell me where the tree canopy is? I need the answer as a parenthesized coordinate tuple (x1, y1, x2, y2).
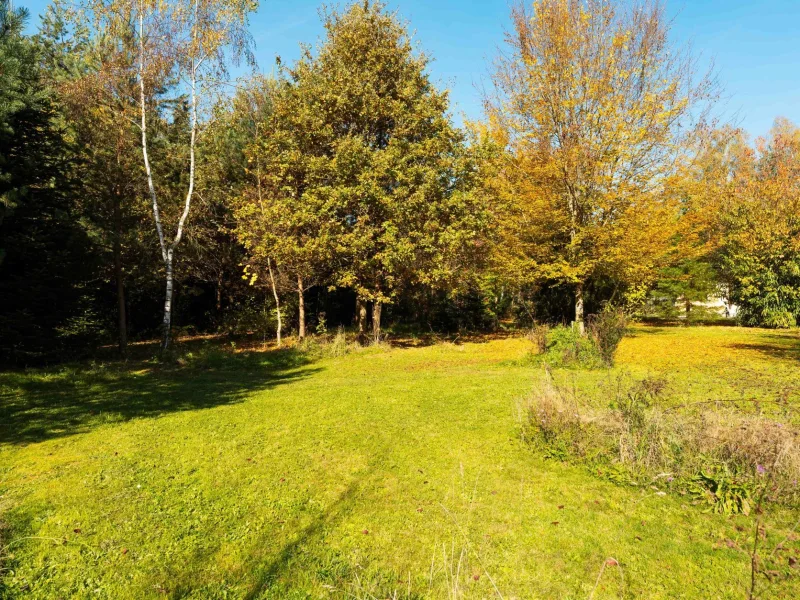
(2, 0, 799, 364)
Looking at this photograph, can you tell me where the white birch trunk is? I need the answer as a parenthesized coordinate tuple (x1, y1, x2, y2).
(268, 258, 281, 347)
(138, 1, 199, 351)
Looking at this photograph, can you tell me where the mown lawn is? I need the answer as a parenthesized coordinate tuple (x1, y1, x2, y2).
(1, 325, 798, 598)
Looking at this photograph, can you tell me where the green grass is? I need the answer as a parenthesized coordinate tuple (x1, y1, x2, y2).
(542, 325, 800, 421)
(1, 326, 799, 598)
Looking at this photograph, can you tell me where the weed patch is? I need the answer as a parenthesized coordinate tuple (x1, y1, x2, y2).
(524, 324, 604, 368)
(523, 371, 800, 510)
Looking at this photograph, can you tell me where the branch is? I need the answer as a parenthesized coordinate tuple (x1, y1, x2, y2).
(138, 4, 167, 264)
(170, 0, 200, 251)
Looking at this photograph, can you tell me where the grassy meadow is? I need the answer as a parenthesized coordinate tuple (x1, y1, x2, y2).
(1, 325, 799, 598)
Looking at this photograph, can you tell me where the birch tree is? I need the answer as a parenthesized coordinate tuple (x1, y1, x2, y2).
(87, 0, 255, 349)
(487, 0, 717, 331)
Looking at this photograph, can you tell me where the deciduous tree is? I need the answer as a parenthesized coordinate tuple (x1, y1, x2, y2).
(306, 1, 488, 340)
(487, 0, 717, 330)
(234, 75, 337, 342)
(717, 120, 800, 327)
(86, 0, 256, 350)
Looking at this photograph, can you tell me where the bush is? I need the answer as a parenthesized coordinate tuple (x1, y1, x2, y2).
(760, 309, 797, 329)
(527, 323, 549, 354)
(523, 373, 800, 512)
(297, 326, 360, 359)
(524, 309, 627, 368)
(588, 306, 627, 366)
(219, 297, 278, 338)
(532, 324, 603, 368)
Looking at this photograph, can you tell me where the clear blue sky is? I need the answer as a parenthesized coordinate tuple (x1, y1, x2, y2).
(21, 0, 800, 138)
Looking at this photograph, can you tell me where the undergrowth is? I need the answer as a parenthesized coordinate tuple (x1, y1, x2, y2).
(521, 368, 800, 595)
(523, 370, 800, 512)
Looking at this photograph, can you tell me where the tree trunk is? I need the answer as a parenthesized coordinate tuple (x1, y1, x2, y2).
(356, 297, 367, 344)
(297, 274, 306, 340)
(268, 258, 281, 347)
(138, 9, 197, 353)
(575, 282, 585, 335)
(215, 272, 223, 313)
(113, 193, 127, 356)
(162, 250, 174, 351)
(372, 301, 382, 343)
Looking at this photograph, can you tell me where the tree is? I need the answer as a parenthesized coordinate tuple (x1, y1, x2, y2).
(37, 0, 148, 355)
(301, 1, 487, 340)
(648, 259, 720, 318)
(716, 120, 800, 327)
(191, 78, 273, 330)
(86, 0, 256, 350)
(233, 74, 337, 342)
(674, 120, 800, 328)
(486, 0, 717, 331)
(0, 0, 100, 363)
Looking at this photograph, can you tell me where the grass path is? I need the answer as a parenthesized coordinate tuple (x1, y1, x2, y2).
(1, 327, 799, 598)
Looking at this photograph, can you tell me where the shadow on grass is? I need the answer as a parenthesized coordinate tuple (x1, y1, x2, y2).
(626, 327, 668, 337)
(166, 472, 407, 599)
(727, 331, 800, 364)
(0, 346, 321, 446)
(635, 317, 740, 328)
(242, 479, 362, 600)
(388, 329, 518, 349)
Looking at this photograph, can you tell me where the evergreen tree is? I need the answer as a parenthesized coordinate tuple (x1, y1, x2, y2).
(0, 0, 99, 363)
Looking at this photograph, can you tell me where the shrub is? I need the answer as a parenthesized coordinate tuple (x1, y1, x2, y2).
(219, 297, 278, 338)
(527, 323, 549, 354)
(297, 327, 362, 359)
(328, 326, 349, 357)
(527, 312, 627, 369)
(523, 372, 800, 512)
(587, 306, 627, 366)
(760, 309, 797, 329)
(539, 324, 603, 368)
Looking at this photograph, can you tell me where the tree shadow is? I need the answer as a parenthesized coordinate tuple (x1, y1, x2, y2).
(626, 327, 668, 337)
(634, 317, 740, 328)
(389, 329, 518, 349)
(0, 347, 321, 446)
(727, 332, 800, 364)
(241, 479, 363, 600)
(161, 474, 386, 599)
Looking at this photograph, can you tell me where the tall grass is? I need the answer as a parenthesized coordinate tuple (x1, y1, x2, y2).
(526, 307, 628, 368)
(523, 371, 800, 511)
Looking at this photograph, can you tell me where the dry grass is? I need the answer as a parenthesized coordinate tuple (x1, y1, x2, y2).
(524, 369, 800, 504)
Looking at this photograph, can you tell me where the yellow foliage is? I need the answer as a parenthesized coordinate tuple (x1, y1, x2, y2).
(483, 0, 718, 310)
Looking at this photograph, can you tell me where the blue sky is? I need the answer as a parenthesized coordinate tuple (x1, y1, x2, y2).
(21, 0, 800, 138)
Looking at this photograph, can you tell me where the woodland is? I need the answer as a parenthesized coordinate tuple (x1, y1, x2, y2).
(2, 0, 799, 363)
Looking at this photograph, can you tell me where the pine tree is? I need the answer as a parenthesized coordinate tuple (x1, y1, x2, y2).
(0, 0, 99, 362)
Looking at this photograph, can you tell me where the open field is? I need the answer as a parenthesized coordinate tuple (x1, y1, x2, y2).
(1, 325, 799, 598)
